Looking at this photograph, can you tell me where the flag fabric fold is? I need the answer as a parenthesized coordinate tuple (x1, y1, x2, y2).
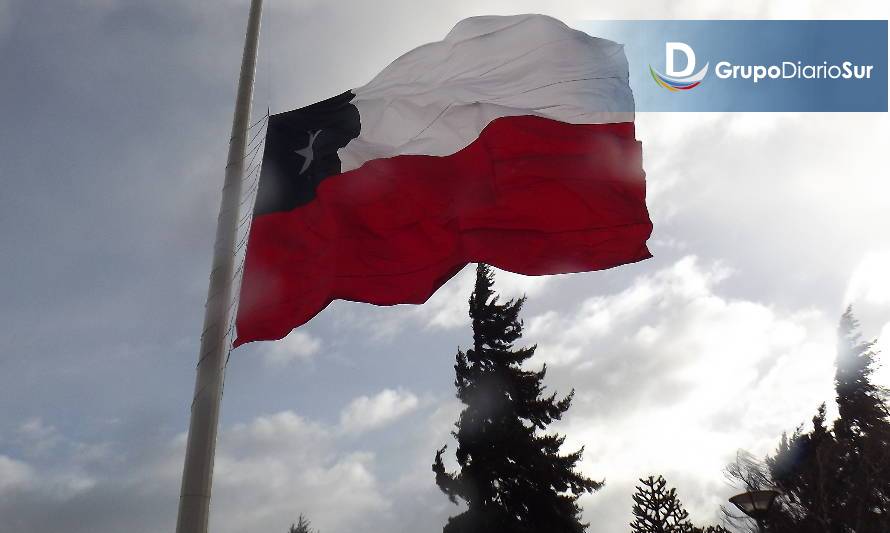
(235, 14, 652, 346)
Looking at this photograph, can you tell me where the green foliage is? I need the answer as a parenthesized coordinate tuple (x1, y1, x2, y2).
(433, 264, 601, 533)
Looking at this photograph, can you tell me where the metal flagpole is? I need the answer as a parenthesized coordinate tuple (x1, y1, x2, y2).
(176, 0, 263, 532)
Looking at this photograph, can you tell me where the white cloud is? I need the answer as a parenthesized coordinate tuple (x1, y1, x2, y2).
(339, 388, 420, 434)
(517, 256, 837, 528)
(0, 455, 33, 494)
(527, 257, 734, 366)
(636, 111, 890, 319)
(17, 417, 61, 454)
(262, 330, 322, 367)
(842, 250, 890, 380)
(845, 250, 890, 307)
(120, 409, 394, 533)
(0, 404, 446, 533)
(420, 266, 553, 330)
(0, 452, 97, 502)
(203, 411, 389, 533)
(332, 264, 555, 343)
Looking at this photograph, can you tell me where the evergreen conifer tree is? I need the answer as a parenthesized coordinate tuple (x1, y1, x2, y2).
(766, 404, 839, 532)
(433, 263, 601, 533)
(630, 475, 695, 533)
(831, 307, 890, 531)
(834, 307, 889, 441)
(288, 513, 317, 533)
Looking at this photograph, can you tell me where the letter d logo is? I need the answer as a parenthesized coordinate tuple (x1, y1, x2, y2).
(666, 42, 696, 77)
(650, 42, 709, 92)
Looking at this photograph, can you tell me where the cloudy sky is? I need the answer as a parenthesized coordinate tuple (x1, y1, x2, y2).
(1, 1, 888, 532)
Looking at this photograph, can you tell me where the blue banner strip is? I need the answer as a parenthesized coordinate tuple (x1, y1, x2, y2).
(581, 20, 888, 112)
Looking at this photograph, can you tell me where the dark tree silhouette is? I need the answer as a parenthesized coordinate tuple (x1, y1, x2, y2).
(432, 263, 601, 533)
(834, 307, 889, 442)
(726, 308, 890, 532)
(829, 307, 890, 531)
(630, 475, 695, 533)
(631, 475, 730, 533)
(288, 513, 317, 533)
(765, 404, 840, 532)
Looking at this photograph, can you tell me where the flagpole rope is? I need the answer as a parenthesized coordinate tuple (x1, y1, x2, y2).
(204, 128, 264, 307)
(234, 147, 266, 192)
(224, 116, 266, 362)
(221, 0, 273, 382)
(246, 117, 268, 146)
(236, 208, 254, 228)
(215, 136, 265, 228)
(200, 129, 265, 342)
(224, 138, 265, 171)
(243, 159, 264, 183)
(239, 164, 264, 195)
(247, 110, 270, 131)
(241, 159, 264, 188)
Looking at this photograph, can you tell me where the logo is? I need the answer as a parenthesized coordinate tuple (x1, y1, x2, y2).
(650, 42, 709, 92)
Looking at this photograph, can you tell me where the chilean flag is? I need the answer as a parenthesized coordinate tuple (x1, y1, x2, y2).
(234, 14, 652, 346)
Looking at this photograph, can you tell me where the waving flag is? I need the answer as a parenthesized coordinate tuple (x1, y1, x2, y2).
(234, 14, 652, 346)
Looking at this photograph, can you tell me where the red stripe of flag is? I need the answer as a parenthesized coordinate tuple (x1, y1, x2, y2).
(234, 115, 651, 346)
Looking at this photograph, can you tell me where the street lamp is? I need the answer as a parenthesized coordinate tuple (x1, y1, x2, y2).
(729, 489, 780, 532)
